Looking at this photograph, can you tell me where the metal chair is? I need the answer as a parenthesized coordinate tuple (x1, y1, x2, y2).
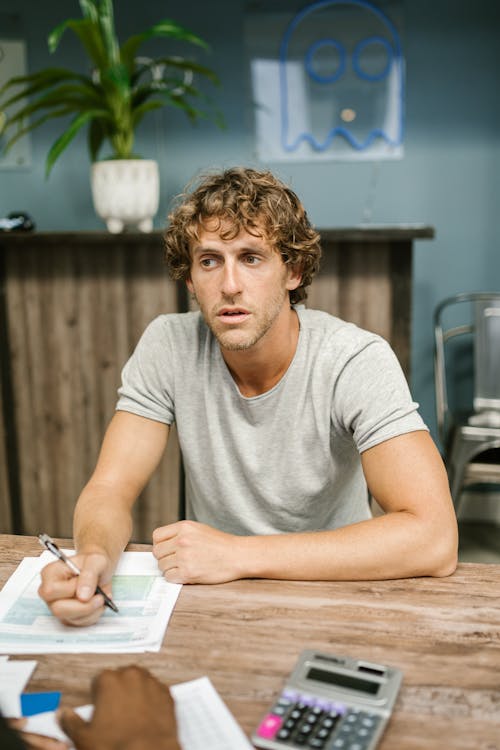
(434, 292, 500, 513)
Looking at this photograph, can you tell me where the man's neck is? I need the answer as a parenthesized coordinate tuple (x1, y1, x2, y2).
(221, 306, 300, 397)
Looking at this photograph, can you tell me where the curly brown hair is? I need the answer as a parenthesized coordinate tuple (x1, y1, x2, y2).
(163, 167, 321, 304)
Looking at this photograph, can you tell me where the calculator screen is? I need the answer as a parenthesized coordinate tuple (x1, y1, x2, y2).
(306, 666, 380, 695)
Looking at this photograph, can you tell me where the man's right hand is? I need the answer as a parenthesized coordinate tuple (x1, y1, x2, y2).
(38, 552, 113, 627)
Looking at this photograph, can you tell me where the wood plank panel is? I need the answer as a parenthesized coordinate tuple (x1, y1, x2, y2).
(0, 369, 11, 532)
(3, 235, 181, 540)
(308, 237, 407, 376)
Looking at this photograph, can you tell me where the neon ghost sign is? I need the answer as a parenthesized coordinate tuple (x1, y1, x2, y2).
(279, 0, 404, 154)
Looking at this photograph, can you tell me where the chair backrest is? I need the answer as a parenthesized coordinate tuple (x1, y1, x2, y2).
(474, 298, 500, 410)
(434, 292, 500, 445)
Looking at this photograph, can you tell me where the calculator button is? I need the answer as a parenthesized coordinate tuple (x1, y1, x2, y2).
(305, 712, 319, 724)
(332, 703, 347, 715)
(299, 724, 313, 735)
(321, 717, 337, 730)
(308, 739, 325, 748)
(316, 728, 332, 739)
(299, 695, 316, 706)
(275, 697, 293, 708)
(277, 729, 291, 740)
(271, 704, 289, 716)
(339, 723, 354, 734)
(256, 713, 283, 739)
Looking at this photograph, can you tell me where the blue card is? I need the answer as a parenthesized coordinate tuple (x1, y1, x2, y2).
(21, 691, 61, 716)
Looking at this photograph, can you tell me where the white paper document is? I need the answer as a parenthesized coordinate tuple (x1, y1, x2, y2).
(0, 658, 37, 716)
(24, 677, 254, 750)
(0, 551, 181, 653)
(171, 677, 254, 750)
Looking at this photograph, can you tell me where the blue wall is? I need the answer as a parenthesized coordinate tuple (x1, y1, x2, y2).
(1, 0, 499, 444)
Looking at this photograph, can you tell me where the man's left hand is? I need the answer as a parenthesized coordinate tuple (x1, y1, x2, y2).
(152, 520, 243, 583)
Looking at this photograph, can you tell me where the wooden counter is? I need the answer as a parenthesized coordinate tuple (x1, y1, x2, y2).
(0, 226, 434, 538)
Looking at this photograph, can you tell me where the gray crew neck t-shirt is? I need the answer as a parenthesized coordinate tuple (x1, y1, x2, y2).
(116, 307, 427, 535)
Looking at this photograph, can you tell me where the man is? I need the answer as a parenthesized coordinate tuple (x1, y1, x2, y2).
(2, 666, 180, 750)
(39, 167, 458, 626)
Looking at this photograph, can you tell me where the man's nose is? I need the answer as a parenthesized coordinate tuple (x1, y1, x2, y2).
(221, 261, 242, 296)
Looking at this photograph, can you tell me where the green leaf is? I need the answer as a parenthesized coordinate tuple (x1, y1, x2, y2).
(163, 93, 203, 122)
(98, 0, 120, 65)
(120, 20, 210, 72)
(45, 109, 108, 175)
(131, 99, 165, 127)
(48, 19, 81, 53)
(78, 0, 99, 22)
(51, 19, 108, 70)
(132, 56, 219, 87)
(0, 68, 91, 103)
(2, 85, 106, 130)
(101, 63, 130, 99)
(88, 117, 108, 160)
(1, 106, 74, 152)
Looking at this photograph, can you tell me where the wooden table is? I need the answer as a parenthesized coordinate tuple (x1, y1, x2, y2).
(1, 535, 499, 750)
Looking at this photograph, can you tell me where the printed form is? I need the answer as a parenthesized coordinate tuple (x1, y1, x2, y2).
(0, 551, 181, 653)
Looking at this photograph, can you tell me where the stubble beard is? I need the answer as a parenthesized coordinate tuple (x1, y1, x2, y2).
(194, 287, 290, 352)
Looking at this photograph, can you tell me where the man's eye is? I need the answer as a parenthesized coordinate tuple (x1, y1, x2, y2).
(244, 255, 259, 264)
(200, 258, 217, 268)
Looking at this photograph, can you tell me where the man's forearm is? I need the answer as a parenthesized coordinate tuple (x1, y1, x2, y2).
(238, 511, 458, 581)
(72, 411, 169, 568)
(73, 480, 134, 569)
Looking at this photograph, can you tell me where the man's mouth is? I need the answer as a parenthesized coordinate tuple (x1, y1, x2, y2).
(217, 307, 250, 323)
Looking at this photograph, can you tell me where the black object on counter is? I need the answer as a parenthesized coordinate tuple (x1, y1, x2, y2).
(0, 212, 35, 231)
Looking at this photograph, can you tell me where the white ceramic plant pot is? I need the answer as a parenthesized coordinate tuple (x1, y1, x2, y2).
(91, 159, 159, 233)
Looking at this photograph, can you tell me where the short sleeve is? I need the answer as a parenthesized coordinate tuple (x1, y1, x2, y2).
(332, 338, 428, 453)
(116, 317, 175, 424)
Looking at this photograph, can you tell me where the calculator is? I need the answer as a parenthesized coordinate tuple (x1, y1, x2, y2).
(251, 650, 402, 750)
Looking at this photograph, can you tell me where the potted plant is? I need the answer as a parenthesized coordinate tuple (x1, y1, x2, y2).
(0, 0, 221, 232)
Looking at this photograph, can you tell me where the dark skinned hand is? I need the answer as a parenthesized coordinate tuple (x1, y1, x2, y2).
(57, 665, 181, 750)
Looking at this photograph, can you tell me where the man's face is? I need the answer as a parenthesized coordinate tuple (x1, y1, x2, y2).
(186, 221, 301, 352)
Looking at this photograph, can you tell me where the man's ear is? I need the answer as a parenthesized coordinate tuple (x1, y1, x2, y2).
(186, 277, 194, 294)
(286, 265, 302, 292)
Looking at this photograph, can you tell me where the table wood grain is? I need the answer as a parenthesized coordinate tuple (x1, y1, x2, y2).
(1, 534, 499, 749)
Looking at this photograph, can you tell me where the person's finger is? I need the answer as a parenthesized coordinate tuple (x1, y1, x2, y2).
(7, 717, 27, 730)
(16, 731, 69, 749)
(49, 593, 105, 627)
(38, 562, 78, 604)
(152, 523, 178, 546)
(57, 708, 91, 749)
(74, 572, 100, 602)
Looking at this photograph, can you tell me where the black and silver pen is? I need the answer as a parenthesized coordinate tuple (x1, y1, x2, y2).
(38, 532, 119, 613)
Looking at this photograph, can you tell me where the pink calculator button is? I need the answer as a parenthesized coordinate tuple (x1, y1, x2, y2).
(256, 714, 283, 739)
